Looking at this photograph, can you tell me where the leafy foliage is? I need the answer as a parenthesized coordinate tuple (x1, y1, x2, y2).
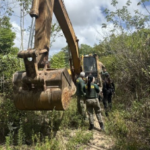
(1, 0, 150, 149)
(0, 0, 32, 17)
(0, 17, 17, 55)
(103, 0, 150, 32)
(79, 44, 94, 56)
(0, 16, 22, 90)
(50, 51, 67, 68)
(50, 23, 62, 48)
(100, 1, 150, 149)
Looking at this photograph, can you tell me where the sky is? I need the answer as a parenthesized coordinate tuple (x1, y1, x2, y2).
(2, 0, 150, 56)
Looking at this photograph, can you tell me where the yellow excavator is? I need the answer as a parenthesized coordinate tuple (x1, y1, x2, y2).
(12, 0, 103, 111)
(81, 54, 103, 87)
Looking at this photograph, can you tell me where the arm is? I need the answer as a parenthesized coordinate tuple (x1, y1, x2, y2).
(83, 85, 86, 93)
(94, 84, 100, 93)
(111, 82, 115, 92)
(80, 81, 85, 96)
(102, 82, 107, 94)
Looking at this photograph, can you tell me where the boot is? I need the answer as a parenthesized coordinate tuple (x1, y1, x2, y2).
(105, 112, 109, 117)
(89, 124, 94, 130)
(108, 103, 112, 110)
(99, 122, 104, 131)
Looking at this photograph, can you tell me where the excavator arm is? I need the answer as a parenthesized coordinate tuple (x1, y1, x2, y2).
(54, 0, 81, 75)
(29, 0, 81, 76)
(12, 0, 81, 111)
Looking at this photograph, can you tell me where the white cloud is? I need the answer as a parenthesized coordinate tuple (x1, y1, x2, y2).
(12, 22, 29, 50)
(9, 0, 150, 56)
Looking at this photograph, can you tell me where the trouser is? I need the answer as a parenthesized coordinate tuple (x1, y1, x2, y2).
(77, 96, 87, 119)
(86, 98, 103, 125)
(103, 94, 112, 113)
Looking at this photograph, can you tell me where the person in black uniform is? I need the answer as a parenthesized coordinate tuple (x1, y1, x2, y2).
(102, 77, 115, 116)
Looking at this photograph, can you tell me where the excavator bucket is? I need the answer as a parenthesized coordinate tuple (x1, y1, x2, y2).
(12, 0, 80, 111)
(13, 68, 76, 110)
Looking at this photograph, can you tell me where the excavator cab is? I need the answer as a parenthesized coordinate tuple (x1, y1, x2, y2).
(83, 55, 97, 76)
(82, 54, 102, 87)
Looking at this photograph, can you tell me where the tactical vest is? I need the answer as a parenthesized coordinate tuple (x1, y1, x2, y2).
(76, 77, 85, 96)
(85, 83, 99, 99)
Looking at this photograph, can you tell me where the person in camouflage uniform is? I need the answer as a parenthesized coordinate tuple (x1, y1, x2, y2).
(76, 72, 87, 119)
(83, 75, 104, 131)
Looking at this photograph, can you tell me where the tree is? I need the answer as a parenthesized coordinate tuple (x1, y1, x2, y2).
(50, 23, 63, 48)
(0, 16, 17, 54)
(50, 51, 67, 69)
(0, 16, 20, 80)
(79, 44, 94, 56)
(98, 1, 150, 149)
(103, 0, 150, 33)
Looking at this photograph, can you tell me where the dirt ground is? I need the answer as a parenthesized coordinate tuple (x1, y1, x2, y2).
(84, 119, 115, 150)
(57, 115, 115, 150)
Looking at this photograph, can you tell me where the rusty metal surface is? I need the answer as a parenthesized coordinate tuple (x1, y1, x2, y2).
(18, 49, 47, 58)
(13, 68, 76, 110)
(13, 88, 62, 110)
(34, 0, 55, 68)
(18, 49, 38, 58)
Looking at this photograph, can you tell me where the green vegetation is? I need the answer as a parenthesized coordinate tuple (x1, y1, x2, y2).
(1, 0, 150, 149)
(99, 0, 150, 149)
(50, 51, 67, 68)
(50, 1, 150, 149)
(0, 99, 93, 150)
(0, 4, 92, 150)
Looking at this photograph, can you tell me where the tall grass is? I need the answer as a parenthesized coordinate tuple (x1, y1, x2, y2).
(0, 97, 92, 150)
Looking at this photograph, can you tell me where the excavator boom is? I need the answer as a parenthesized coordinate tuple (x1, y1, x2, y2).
(54, 0, 81, 75)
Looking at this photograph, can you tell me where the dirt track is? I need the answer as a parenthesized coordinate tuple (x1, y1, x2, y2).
(83, 118, 115, 150)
